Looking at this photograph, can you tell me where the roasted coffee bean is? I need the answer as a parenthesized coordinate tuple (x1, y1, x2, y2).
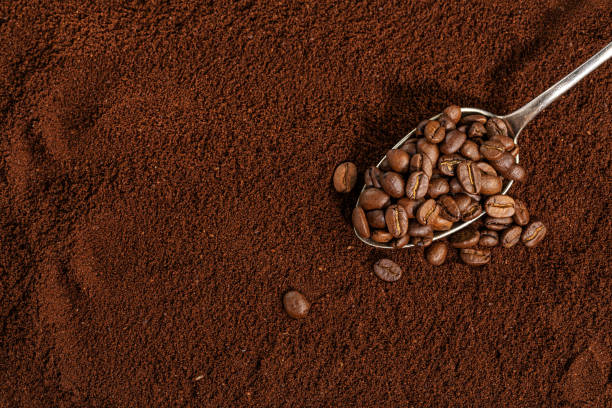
(371, 230, 394, 243)
(408, 221, 433, 238)
(510, 145, 519, 158)
(461, 114, 487, 124)
(462, 201, 483, 221)
(513, 199, 530, 226)
(379, 157, 391, 171)
(449, 177, 463, 194)
(385, 205, 409, 238)
(480, 174, 503, 195)
(480, 139, 506, 161)
(366, 210, 387, 229)
(468, 122, 487, 138)
(522, 221, 547, 248)
(400, 141, 417, 154)
(430, 214, 453, 231)
(483, 216, 513, 231)
(460, 248, 491, 266)
(425, 241, 448, 266)
(501, 226, 522, 248)
(438, 154, 465, 177)
(460, 140, 481, 161)
(412, 235, 433, 247)
(485, 195, 515, 217)
(283, 290, 310, 319)
(397, 198, 422, 219)
(405, 171, 429, 200)
(507, 164, 527, 182)
(490, 134, 515, 151)
(410, 153, 433, 177)
(437, 195, 461, 222)
(485, 117, 508, 138)
(359, 188, 391, 210)
(476, 161, 497, 176)
(333, 162, 358, 193)
(393, 234, 411, 249)
(443, 105, 462, 123)
(352, 207, 370, 239)
(417, 139, 440, 166)
(457, 161, 482, 194)
(386, 149, 411, 173)
(364, 166, 383, 188)
(415, 119, 429, 136)
(416, 199, 439, 226)
(373, 259, 403, 282)
(454, 193, 472, 215)
(440, 129, 467, 155)
(490, 152, 515, 175)
(424, 120, 446, 144)
(450, 227, 480, 248)
(479, 230, 499, 247)
(427, 177, 450, 199)
(380, 171, 405, 198)
(438, 114, 456, 130)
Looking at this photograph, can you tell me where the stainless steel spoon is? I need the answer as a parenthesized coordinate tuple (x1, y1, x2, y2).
(356, 41, 612, 249)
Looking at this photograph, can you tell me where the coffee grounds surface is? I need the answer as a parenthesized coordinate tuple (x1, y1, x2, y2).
(1, 1, 611, 406)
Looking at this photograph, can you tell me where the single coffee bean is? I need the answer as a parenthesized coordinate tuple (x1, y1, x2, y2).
(438, 114, 456, 130)
(443, 105, 462, 123)
(380, 171, 406, 198)
(476, 161, 498, 176)
(522, 221, 547, 248)
(490, 152, 515, 175)
(352, 207, 371, 239)
(373, 259, 403, 282)
(457, 161, 482, 194)
(359, 188, 391, 210)
(454, 193, 472, 215)
(468, 122, 487, 138)
(430, 214, 453, 231)
(513, 199, 530, 226)
(462, 201, 483, 221)
(417, 139, 440, 166)
(479, 230, 499, 247)
(412, 235, 433, 247)
(480, 139, 506, 161)
(484, 195, 515, 217)
(485, 117, 508, 138)
(408, 221, 433, 238)
(483, 216, 513, 231)
(510, 145, 519, 158)
(506, 164, 527, 182)
(501, 225, 522, 248)
(333, 162, 358, 193)
(397, 198, 422, 219)
(400, 141, 417, 154)
(427, 177, 450, 199)
(393, 234, 411, 249)
(461, 114, 487, 124)
(424, 120, 446, 144)
(437, 154, 465, 177)
(415, 119, 429, 136)
(440, 129, 467, 155)
(405, 171, 429, 200)
(490, 134, 515, 151)
(416, 199, 439, 226)
(460, 140, 481, 161)
(410, 153, 433, 177)
(366, 210, 387, 229)
(449, 177, 463, 194)
(385, 205, 409, 238)
(425, 241, 448, 266)
(460, 248, 491, 266)
(371, 230, 394, 243)
(437, 194, 461, 222)
(364, 166, 383, 188)
(386, 149, 411, 173)
(283, 290, 310, 319)
(480, 174, 503, 195)
(450, 227, 480, 248)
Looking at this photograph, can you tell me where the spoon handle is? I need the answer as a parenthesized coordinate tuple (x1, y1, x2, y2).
(504, 41, 612, 138)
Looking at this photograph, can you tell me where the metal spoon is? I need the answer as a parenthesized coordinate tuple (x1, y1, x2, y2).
(356, 41, 612, 249)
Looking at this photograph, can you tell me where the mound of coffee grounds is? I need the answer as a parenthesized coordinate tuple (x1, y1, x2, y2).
(1, 1, 610, 406)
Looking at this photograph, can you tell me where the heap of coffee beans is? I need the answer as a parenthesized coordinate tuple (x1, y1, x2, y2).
(334, 105, 547, 269)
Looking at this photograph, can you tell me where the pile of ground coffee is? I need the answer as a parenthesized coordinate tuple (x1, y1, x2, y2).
(1, 1, 610, 406)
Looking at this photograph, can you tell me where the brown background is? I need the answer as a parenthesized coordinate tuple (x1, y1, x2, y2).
(1, 1, 611, 406)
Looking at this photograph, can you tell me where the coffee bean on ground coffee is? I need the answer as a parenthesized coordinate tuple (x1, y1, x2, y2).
(283, 291, 311, 319)
(333, 162, 358, 193)
(373, 259, 403, 282)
